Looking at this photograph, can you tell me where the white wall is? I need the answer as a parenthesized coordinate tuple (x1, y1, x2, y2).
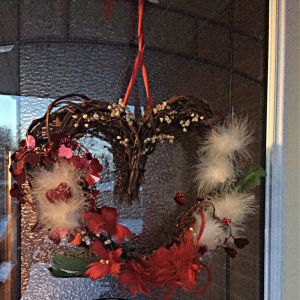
(284, 0, 300, 299)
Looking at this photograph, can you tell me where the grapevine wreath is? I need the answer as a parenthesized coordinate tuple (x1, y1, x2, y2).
(10, 1, 265, 299)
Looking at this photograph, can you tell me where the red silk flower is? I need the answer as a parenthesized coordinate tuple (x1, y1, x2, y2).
(85, 240, 122, 280)
(118, 259, 152, 297)
(147, 231, 200, 299)
(69, 232, 82, 246)
(83, 206, 132, 243)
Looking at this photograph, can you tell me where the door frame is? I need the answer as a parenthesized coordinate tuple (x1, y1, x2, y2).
(265, 0, 300, 299)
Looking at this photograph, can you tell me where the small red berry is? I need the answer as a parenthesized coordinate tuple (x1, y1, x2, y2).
(174, 192, 186, 205)
(223, 217, 232, 225)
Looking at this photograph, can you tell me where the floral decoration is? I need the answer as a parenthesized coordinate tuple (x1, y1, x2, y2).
(10, 116, 265, 299)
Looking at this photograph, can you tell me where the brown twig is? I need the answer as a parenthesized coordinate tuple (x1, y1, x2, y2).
(27, 94, 215, 202)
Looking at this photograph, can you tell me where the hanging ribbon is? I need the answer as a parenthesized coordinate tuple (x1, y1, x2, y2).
(103, 0, 115, 21)
(123, 0, 153, 108)
(196, 208, 206, 247)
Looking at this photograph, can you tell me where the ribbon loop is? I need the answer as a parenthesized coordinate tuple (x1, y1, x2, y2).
(123, 0, 153, 108)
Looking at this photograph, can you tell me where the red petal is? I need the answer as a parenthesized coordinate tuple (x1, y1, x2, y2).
(25, 135, 36, 149)
(25, 152, 40, 164)
(46, 183, 72, 203)
(89, 158, 103, 174)
(19, 140, 26, 148)
(85, 262, 110, 280)
(83, 211, 106, 233)
(14, 160, 25, 175)
(86, 172, 100, 185)
(71, 156, 89, 170)
(90, 240, 109, 259)
(109, 248, 122, 261)
(114, 225, 132, 243)
(110, 262, 122, 276)
(118, 261, 152, 297)
(100, 206, 118, 225)
(14, 171, 27, 184)
(10, 183, 25, 199)
(69, 232, 81, 246)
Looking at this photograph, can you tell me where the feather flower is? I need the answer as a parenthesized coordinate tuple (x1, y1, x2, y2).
(201, 117, 252, 160)
(195, 157, 234, 194)
(147, 230, 200, 298)
(31, 160, 86, 235)
(193, 211, 224, 250)
(211, 191, 256, 236)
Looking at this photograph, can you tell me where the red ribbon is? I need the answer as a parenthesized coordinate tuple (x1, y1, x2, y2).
(196, 208, 206, 247)
(103, 0, 115, 21)
(123, 0, 153, 107)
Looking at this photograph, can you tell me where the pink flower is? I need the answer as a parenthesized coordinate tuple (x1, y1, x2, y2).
(58, 144, 73, 159)
(25, 135, 36, 149)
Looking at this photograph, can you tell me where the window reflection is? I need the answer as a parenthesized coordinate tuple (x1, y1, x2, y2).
(0, 95, 20, 300)
(0, 95, 144, 299)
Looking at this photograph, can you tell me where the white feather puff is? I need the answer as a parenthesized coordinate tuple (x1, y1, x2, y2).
(201, 117, 252, 160)
(195, 157, 234, 194)
(31, 160, 86, 232)
(193, 211, 224, 250)
(211, 191, 256, 226)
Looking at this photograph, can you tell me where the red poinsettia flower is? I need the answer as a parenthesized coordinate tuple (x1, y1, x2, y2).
(83, 206, 132, 243)
(85, 158, 103, 185)
(71, 156, 89, 170)
(85, 240, 122, 280)
(69, 232, 82, 246)
(118, 259, 152, 297)
(147, 231, 200, 298)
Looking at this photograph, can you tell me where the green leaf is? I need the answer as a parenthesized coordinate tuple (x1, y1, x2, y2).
(237, 164, 266, 192)
(52, 255, 97, 273)
(48, 267, 86, 278)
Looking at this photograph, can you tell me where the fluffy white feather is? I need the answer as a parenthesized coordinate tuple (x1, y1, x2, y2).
(201, 117, 252, 160)
(193, 211, 224, 250)
(211, 191, 256, 226)
(31, 160, 86, 231)
(195, 157, 234, 194)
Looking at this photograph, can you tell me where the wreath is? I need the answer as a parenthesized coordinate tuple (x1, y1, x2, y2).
(11, 1, 265, 298)
(10, 100, 264, 299)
